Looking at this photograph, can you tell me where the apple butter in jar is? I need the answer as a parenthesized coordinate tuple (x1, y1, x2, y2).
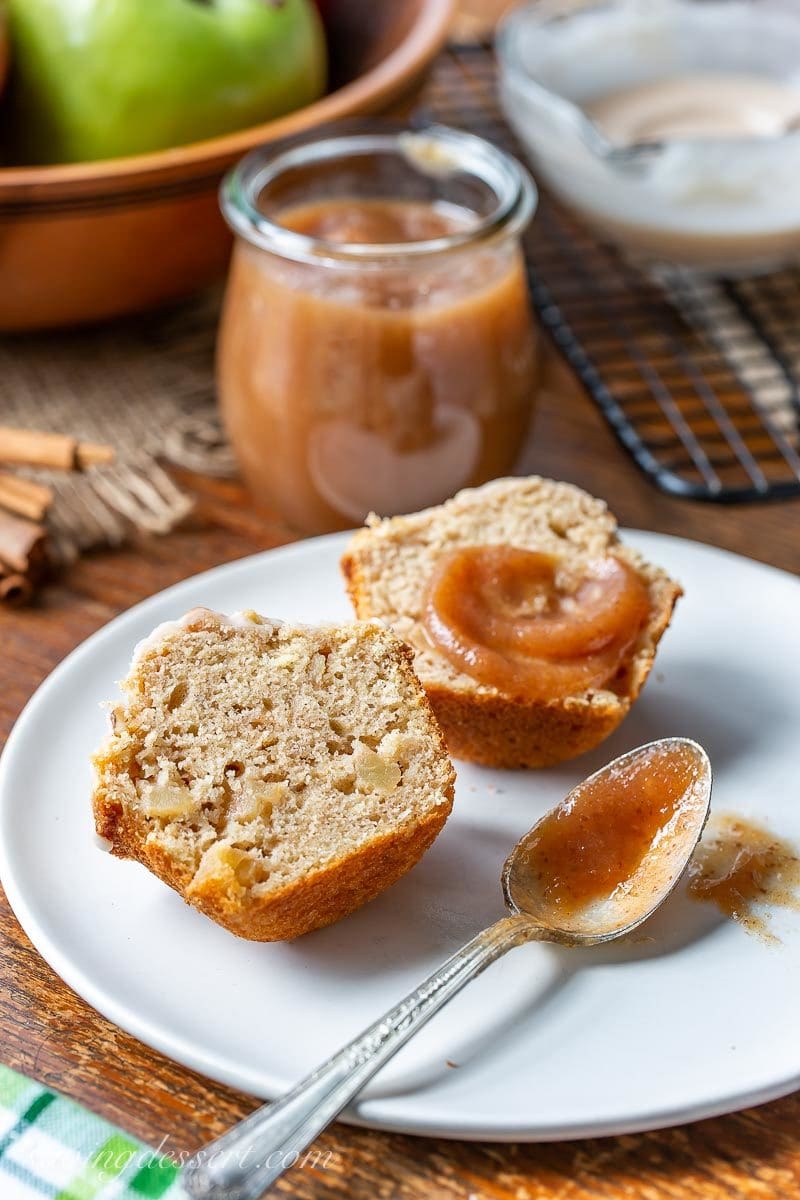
(218, 127, 538, 534)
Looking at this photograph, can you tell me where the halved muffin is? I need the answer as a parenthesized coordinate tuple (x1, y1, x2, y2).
(341, 477, 681, 768)
(92, 609, 455, 940)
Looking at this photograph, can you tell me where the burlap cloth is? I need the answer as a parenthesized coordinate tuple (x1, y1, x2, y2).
(0, 291, 236, 564)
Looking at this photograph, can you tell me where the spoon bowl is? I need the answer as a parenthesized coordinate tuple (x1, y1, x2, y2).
(503, 737, 712, 944)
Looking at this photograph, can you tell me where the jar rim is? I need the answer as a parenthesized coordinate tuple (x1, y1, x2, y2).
(219, 125, 537, 265)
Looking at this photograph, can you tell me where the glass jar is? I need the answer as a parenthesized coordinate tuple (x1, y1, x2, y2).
(218, 125, 538, 534)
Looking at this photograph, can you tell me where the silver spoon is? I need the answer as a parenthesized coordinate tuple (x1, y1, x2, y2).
(183, 737, 711, 1200)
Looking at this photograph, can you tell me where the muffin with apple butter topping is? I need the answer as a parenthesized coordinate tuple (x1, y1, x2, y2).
(341, 477, 681, 768)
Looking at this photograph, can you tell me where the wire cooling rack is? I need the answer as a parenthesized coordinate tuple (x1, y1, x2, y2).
(420, 43, 800, 502)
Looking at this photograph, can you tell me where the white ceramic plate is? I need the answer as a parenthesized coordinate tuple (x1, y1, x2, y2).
(1, 530, 799, 1141)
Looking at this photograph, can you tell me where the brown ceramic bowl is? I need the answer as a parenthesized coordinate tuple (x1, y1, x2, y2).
(0, 0, 452, 331)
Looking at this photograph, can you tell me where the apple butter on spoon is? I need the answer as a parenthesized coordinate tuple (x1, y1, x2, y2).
(183, 738, 711, 1200)
(505, 739, 711, 938)
(423, 545, 651, 700)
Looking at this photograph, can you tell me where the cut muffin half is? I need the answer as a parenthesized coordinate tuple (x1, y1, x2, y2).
(341, 477, 682, 768)
(92, 609, 455, 940)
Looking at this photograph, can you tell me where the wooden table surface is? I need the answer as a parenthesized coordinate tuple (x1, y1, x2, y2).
(1, 340, 799, 1198)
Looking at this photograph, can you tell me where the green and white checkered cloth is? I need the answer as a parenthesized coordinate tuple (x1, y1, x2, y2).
(0, 1066, 186, 1200)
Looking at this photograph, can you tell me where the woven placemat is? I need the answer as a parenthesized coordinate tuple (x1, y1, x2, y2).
(0, 291, 236, 564)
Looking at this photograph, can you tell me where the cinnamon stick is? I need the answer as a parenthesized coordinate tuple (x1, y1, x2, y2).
(0, 568, 34, 607)
(0, 426, 115, 471)
(0, 472, 54, 522)
(0, 509, 48, 578)
(76, 441, 116, 469)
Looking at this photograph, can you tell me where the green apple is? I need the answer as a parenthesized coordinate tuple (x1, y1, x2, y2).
(0, 2, 8, 101)
(6, 0, 327, 164)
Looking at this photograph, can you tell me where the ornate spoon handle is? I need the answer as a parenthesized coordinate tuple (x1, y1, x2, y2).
(182, 914, 536, 1200)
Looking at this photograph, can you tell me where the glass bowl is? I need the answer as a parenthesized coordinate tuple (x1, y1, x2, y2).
(497, 0, 800, 275)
